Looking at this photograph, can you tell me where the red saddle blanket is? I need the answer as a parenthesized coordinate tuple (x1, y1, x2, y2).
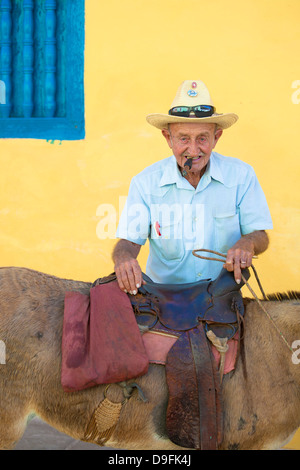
(61, 281, 149, 392)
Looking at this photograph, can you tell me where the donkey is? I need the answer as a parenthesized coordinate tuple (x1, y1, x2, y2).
(0, 266, 299, 450)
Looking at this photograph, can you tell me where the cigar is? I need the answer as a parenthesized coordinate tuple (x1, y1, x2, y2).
(184, 158, 193, 170)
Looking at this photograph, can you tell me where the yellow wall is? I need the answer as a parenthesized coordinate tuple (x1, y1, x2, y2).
(0, 0, 299, 449)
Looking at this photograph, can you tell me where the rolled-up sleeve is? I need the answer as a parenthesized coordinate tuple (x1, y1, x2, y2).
(237, 167, 273, 235)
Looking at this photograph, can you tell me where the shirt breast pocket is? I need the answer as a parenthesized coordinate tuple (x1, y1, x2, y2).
(213, 212, 241, 254)
(151, 222, 185, 261)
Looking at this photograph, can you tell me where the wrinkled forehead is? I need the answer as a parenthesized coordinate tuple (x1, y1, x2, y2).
(168, 122, 217, 136)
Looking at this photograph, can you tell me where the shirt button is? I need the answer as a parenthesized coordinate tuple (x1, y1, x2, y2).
(197, 272, 201, 277)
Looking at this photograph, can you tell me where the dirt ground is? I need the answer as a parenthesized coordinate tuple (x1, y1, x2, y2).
(13, 416, 297, 451)
(13, 416, 113, 450)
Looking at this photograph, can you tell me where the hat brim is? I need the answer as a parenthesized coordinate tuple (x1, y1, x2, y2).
(146, 112, 238, 130)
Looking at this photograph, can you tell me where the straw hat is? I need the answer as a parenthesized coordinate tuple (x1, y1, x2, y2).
(146, 80, 238, 130)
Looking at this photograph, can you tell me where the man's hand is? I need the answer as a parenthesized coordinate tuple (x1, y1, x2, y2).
(112, 239, 145, 294)
(223, 243, 254, 284)
(223, 230, 269, 284)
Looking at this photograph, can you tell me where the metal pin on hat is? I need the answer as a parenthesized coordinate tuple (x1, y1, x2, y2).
(187, 81, 198, 97)
(187, 90, 198, 97)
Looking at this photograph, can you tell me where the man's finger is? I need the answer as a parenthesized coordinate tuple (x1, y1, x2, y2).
(233, 261, 242, 284)
(224, 252, 234, 271)
(131, 263, 143, 294)
(115, 265, 130, 292)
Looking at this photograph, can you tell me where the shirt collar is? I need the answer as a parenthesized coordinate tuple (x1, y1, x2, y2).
(159, 156, 187, 188)
(208, 152, 225, 184)
(159, 153, 225, 188)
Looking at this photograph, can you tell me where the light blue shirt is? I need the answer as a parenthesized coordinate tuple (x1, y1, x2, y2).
(116, 152, 273, 284)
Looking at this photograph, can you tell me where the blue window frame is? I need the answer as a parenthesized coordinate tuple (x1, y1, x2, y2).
(0, 0, 85, 140)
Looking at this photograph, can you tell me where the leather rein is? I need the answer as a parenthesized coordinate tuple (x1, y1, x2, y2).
(192, 249, 294, 354)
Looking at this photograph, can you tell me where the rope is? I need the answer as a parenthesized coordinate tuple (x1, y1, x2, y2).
(206, 330, 229, 384)
(192, 249, 293, 354)
(84, 382, 148, 445)
(84, 384, 128, 445)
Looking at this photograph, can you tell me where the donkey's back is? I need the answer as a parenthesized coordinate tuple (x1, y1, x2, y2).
(0, 267, 94, 449)
(0, 267, 176, 451)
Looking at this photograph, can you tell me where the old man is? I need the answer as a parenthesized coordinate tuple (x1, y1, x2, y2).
(113, 80, 272, 294)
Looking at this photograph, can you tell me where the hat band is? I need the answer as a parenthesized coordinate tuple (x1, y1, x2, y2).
(168, 105, 215, 118)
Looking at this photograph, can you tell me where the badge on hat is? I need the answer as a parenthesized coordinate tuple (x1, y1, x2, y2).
(187, 90, 198, 97)
(146, 79, 239, 130)
(187, 82, 198, 97)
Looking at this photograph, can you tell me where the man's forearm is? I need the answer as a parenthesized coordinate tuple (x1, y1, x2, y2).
(237, 230, 270, 255)
(112, 239, 143, 294)
(112, 239, 141, 264)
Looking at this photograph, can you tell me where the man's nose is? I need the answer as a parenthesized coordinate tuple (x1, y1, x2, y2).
(186, 139, 200, 157)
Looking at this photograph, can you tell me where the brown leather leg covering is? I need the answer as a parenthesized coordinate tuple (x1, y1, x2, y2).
(165, 323, 223, 449)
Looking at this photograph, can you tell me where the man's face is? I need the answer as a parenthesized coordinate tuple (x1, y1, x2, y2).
(162, 122, 223, 175)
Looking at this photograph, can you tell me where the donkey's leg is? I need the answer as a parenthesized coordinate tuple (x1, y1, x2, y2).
(0, 406, 30, 450)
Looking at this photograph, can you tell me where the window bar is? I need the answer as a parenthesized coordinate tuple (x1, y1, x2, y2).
(23, 0, 34, 117)
(44, 0, 57, 117)
(33, 0, 45, 118)
(0, 0, 12, 118)
(11, 0, 24, 117)
(56, 0, 66, 117)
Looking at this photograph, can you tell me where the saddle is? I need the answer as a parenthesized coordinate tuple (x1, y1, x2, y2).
(131, 268, 248, 339)
(129, 267, 250, 450)
(94, 267, 250, 450)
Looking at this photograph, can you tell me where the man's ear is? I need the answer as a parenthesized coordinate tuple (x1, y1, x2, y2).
(162, 128, 173, 149)
(213, 127, 223, 148)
